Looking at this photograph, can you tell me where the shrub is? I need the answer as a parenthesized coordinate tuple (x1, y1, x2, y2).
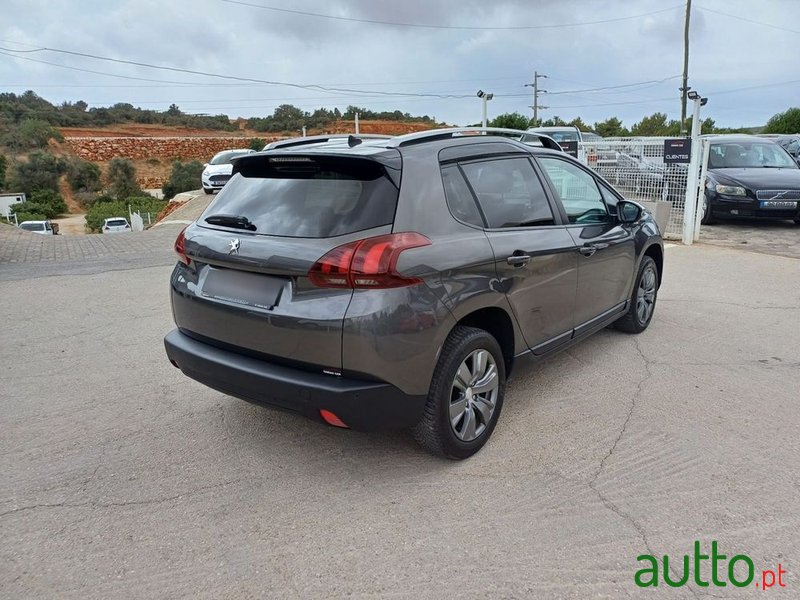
(11, 191, 67, 220)
(106, 157, 141, 199)
(489, 113, 532, 130)
(8, 150, 66, 195)
(248, 138, 266, 151)
(85, 196, 167, 232)
(162, 159, 204, 200)
(66, 158, 102, 193)
(2, 118, 64, 151)
(12, 211, 47, 223)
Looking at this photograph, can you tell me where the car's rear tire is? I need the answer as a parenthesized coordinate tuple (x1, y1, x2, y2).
(700, 193, 716, 225)
(412, 326, 506, 460)
(614, 256, 659, 334)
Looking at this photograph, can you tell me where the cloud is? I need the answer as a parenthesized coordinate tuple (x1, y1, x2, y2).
(0, 0, 798, 127)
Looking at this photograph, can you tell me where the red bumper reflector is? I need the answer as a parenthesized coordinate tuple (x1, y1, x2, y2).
(320, 409, 349, 428)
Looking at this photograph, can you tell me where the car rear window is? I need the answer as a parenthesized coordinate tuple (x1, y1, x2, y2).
(20, 222, 44, 231)
(201, 156, 399, 238)
(106, 219, 128, 226)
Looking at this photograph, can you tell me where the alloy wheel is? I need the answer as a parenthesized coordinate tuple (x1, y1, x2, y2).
(636, 266, 657, 324)
(449, 349, 499, 442)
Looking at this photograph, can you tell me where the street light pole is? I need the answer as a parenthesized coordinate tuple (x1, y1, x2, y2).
(477, 90, 493, 128)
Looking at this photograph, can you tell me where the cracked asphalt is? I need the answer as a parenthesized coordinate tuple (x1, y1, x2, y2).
(1, 226, 799, 599)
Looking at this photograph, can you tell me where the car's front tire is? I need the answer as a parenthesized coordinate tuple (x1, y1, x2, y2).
(614, 256, 659, 334)
(412, 326, 506, 460)
(203, 187, 213, 195)
(700, 193, 716, 225)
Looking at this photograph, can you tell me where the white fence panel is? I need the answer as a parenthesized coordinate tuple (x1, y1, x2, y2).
(578, 138, 689, 239)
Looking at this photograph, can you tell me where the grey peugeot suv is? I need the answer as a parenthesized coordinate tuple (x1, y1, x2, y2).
(164, 128, 663, 459)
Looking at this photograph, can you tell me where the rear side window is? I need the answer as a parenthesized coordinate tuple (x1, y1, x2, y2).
(441, 165, 483, 227)
(460, 157, 555, 228)
(202, 157, 398, 238)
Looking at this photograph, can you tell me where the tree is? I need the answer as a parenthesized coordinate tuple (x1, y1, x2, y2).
(539, 115, 567, 127)
(106, 157, 141, 199)
(630, 112, 670, 136)
(66, 158, 102, 193)
(8, 150, 65, 194)
(567, 117, 591, 132)
(167, 103, 182, 116)
(489, 112, 531, 130)
(763, 107, 800, 134)
(593, 117, 629, 138)
(248, 138, 266, 151)
(162, 160, 204, 200)
(0, 153, 6, 190)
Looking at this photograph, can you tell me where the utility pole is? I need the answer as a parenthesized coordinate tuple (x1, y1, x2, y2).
(524, 72, 548, 126)
(680, 0, 692, 135)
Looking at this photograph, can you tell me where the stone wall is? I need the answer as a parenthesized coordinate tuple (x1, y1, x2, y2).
(64, 137, 278, 162)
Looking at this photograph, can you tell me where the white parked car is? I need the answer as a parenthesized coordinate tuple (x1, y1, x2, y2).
(201, 149, 255, 194)
(19, 220, 55, 235)
(102, 217, 131, 233)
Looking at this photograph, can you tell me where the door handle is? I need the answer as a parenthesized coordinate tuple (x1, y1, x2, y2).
(506, 253, 531, 266)
(579, 242, 609, 257)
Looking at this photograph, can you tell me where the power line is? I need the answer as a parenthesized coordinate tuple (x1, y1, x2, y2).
(695, 5, 800, 35)
(0, 47, 478, 98)
(220, 0, 684, 30)
(544, 75, 681, 95)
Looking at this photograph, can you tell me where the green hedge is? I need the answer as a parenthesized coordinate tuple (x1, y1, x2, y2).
(11, 189, 68, 219)
(85, 196, 167, 232)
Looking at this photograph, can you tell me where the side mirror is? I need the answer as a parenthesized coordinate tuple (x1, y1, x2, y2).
(618, 200, 642, 224)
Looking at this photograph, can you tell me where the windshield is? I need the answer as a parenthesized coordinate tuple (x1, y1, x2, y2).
(209, 150, 252, 165)
(546, 131, 580, 143)
(709, 142, 797, 169)
(20, 222, 44, 231)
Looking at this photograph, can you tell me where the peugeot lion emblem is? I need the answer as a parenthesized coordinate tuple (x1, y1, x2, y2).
(228, 238, 240, 254)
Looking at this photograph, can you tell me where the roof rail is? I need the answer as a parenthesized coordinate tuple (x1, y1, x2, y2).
(263, 134, 392, 151)
(385, 127, 563, 152)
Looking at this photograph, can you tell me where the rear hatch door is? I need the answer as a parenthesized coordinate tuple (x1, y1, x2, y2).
(171, 151, 400, 372)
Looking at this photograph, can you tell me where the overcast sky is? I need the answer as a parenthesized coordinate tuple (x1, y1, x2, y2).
(1, 0, 798, 128)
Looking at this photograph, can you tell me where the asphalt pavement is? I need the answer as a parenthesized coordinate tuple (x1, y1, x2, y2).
(1, 225, 799, 599)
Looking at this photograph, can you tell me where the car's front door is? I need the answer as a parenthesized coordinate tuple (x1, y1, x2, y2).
(456, 156, 578, 353)
(537, 157, 636, 331)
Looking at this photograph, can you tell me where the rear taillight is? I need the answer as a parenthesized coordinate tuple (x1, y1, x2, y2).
(174, 226, 191, 266)
(308, 232, 431, 289)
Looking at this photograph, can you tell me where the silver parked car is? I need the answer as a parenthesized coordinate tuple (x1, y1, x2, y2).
(165, 128, 664, 459)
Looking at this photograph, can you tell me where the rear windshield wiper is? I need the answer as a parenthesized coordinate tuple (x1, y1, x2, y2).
(204, 214, 257, 231)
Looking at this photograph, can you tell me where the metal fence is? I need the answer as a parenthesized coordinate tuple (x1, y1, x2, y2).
(578, 138, 689, 239)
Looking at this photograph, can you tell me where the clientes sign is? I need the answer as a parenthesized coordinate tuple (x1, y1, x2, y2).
(636, 541, 787, 590)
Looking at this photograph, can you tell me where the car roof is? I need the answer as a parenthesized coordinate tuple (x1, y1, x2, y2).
(705, 135, 778, 144)
(20, 220, 47, 225)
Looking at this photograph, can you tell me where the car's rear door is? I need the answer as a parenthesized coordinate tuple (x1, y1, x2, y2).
(456, 155, 578, 353)
(536, 156, 635, 331)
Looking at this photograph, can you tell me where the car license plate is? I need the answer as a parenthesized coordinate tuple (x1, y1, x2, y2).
(760, 200, 797, 209)
(201, 267, 283, 309)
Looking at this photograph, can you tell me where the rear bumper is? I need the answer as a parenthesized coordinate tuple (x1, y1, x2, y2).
(164, 329, 427, 431)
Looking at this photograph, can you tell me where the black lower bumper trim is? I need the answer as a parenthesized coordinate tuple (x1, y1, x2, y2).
(164, 329, 426, 431)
